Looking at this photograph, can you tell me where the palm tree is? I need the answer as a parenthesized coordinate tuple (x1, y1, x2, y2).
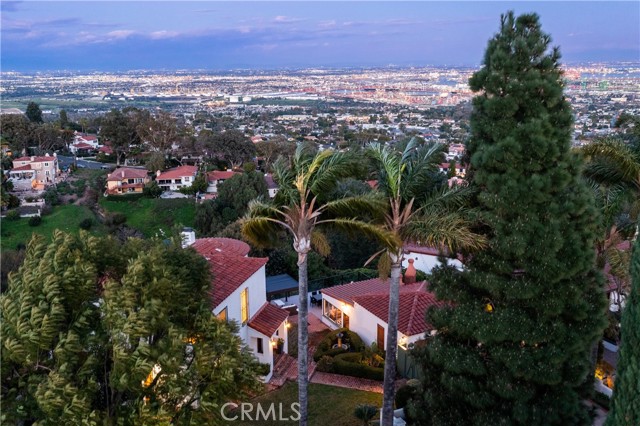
(581, 138, 640, 236)
(367, 138, 486, 426)
(241, 143, 396, 426)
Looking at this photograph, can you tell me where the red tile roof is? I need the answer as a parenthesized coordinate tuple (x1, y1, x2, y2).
(353, 285, 445, 336)
(192, 237, 251, 258)
(10, 164, 33, 171)
(107, 167, 149, 181)
(13, 156, 56, 163)
(321, 278, 426, 305)
(156, 165, 198, 181)
(248, 302, 289, 337)
(73, 142, 95, 149)
(98, 146, 113, 154)
(191, 237, 266, 307)
(208, 170, 238, 182)
(206, 254, 268, 306)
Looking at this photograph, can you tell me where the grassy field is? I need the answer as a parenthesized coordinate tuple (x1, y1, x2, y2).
(1, 204, 103, 250)
(232, 382, 382, 426)
(99, 197, 196, 238)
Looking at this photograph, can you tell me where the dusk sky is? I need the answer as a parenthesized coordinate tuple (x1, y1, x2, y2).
(1, 1, 639, 71)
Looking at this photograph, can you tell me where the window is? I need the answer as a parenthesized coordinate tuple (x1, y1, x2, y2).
(241, 288, 249, 324)
(323, 299, 342, 326)
(257, 338, 264, 354)
(217, 307, 227, 322)
(44, 162, 49, 167)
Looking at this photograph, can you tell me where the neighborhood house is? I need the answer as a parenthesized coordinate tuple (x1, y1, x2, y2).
(105, 167, 150, 195)
(185, 235, 290, 382)
(155, 165, 198, 191)
(9, 154, 59, 190)
(206, 170, 238, 195)
(320, 260, 443, 350)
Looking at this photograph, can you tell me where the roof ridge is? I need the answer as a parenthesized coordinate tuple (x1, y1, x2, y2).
(405, 292, 421, 336)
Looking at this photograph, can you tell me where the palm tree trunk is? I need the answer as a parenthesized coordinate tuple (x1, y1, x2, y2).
(297, 252, 309, 426)
(381, 256, 402, 426)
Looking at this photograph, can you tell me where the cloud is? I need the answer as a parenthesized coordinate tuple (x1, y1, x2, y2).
(106, 30, 136, 39)
(273, 15, 305, 24)
(149, 30, 180, 40)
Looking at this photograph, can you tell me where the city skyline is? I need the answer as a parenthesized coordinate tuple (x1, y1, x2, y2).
(1, 1, 639, 72)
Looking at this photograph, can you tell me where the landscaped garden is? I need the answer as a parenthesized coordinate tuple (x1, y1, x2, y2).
(233, 382, 382, 426)
(314, 328, 385, 381)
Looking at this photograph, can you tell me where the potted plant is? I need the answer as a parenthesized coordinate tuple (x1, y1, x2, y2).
(276, 338, 285, 354)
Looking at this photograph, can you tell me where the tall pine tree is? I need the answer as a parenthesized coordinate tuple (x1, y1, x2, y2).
(412, 12, 607, 425)
(606, 238, 640, 425)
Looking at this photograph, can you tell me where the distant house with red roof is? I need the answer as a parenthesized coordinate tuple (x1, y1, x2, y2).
(186, 234, 289, 382)
(206, 169, 238, 195)
(10, 153, 59, 189)
(155, 165, 198, 191)
(105, 167, 150, 195)
(320, 260, 442, 350)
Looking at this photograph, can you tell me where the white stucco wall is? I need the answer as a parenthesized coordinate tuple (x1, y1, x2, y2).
(212, 265, 267, 343)
(402, 252, 463, 274)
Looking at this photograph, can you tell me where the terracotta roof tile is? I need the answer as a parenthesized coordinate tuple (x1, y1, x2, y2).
(248, 302, 289, 337)
(206, 254, 268, 307)
(354, 287, 445, 336)
(192, 237, 251, 258)
(13, 156, 56, 163)
(156, 165, 198, 181)
(321, 279, 426, 305)
(208, 170, 238, 182)
(107, 167, 149, 181)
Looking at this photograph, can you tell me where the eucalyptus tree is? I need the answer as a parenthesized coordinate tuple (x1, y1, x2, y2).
(242, 143, 396, 426)
(367, 138, 486, 426)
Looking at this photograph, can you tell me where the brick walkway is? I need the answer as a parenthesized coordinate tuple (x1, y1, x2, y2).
(311, 372, 407, 393)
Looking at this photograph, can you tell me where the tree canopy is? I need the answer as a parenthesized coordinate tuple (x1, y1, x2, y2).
(1, 231, 263, 425)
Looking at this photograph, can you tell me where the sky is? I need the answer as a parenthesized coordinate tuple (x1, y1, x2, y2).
(1, 1, 639, 71)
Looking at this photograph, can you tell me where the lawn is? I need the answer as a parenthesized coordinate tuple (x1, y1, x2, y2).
(99, 197, 196, 238)
(1, 204, 103, 250)
(232, 382, 382, 426)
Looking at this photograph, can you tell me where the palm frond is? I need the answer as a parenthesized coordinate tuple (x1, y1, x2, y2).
(307, 150, 357, 196)
(321, 192, 388, 220)
(367, 142, 402, 199)
(581, 139, 640, 184)
(240, 216, 287, 249)
(319, 217, 401, 252)
(402, 210, 487, 253)
(310, 230, 331, 258)
(377, 251, 392, 280)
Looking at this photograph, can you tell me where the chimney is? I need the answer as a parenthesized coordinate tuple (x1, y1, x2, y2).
(30, 156, 34, 161)
(403, 259, 416, 284)
(156, 170, 161, 177)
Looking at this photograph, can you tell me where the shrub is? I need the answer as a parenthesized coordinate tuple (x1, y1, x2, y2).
(103, 193, 145, 202)
(353, 403, 378, 426)
(395, 383, 418, 409)
(143, 181, 163, 198)
(79, 218, 93, 230)
(28, 216, 42, 226)
(5, 210, 20, 221)
(256, 362, 271, 376)
(40, 205, 53, 216)
(43, 188, 60, 206)
(104, 212, 127, 227)
(316, 355, 335, 373)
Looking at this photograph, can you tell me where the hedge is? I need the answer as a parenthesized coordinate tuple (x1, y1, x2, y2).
(332, 352, 384, 381)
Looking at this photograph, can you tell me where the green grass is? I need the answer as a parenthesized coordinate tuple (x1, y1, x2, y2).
(99, 197, 196, 237)
(232, 382, 382, 426)
(1, 204, 103, 250)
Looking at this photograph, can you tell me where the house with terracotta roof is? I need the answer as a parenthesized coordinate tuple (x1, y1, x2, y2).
(155, 165, 198, 191)
(320, 260, 443, 351)
(188, 236, 289, 382)
(206, 170, 238, 195)
(9, 153, 59, 189)
(105, 167, 150, 195)
(264, 173, 279, 198)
